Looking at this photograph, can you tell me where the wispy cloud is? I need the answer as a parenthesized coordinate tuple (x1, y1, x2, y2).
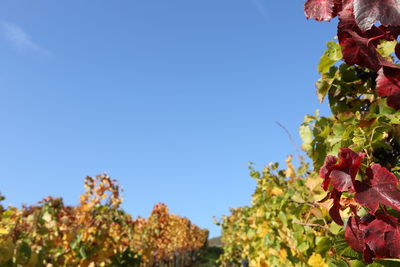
(252, 0, 269, 20)
(0, 22, 50, 55)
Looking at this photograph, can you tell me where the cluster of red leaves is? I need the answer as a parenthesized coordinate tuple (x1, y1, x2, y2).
(304, 0, 400, 110)
(320, 148, 400, 262)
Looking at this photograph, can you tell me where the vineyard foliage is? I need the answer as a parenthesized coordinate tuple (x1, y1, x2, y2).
(0, 175, 208, 266)
(2, 0, 400, 266)
(219, 0, 400, 266)
(218, 158, 346, 267)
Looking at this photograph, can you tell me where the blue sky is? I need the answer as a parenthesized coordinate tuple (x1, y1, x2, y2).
(0, 1, 336, 237)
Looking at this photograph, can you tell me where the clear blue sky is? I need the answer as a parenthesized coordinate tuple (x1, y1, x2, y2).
(0, 1, 336, 237)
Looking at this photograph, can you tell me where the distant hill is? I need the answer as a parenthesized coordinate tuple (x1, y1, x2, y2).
(208, 236, 222, 247)
(195, 237, 224, 266)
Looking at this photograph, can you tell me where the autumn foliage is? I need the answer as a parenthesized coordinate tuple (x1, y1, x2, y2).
(2, 1, 400, 266)
(305, 0, 400, 110)
(219, 0, 400, 266)
(0, 175, 208, 266)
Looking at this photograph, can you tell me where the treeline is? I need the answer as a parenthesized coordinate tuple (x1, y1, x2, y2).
(0, 175, 209, 266)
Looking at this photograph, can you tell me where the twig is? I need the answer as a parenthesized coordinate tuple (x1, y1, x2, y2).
(288, 200, 318, 208)
(293, 221, 329, 230)
(275, 121, 301, 158)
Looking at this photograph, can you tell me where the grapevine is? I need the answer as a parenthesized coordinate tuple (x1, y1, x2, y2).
(0, 175, 208, 266)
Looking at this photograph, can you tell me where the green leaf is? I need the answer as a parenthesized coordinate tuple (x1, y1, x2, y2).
(374, 259, 400, 267)
(300, 124, 313, 151)
(318, 41, 343, 74)
(316, 237, 332, 254)
(329, 259, 349, 267)
(367, 263, 385, 267)
(15, 241, 31, 265)
(79, 246, 88, 259)
(377, 40, 397, 58)
(350, 260, 367, 267)
(340, 247, 362, 260)
(378, 98, 396, 115)
(297, 242, 309, 253)
(70, 234, 82, 250)
(247, 229, 256, 239)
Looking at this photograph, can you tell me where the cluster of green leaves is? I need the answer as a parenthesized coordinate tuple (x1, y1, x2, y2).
(0, 175, 208, 267)
(301, 40, 400, 173)
(218, 158, 358, 267)
(299, 39, 400, 266)
(219, 37, 400, 267)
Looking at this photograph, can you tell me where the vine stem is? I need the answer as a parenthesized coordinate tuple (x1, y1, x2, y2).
(293, 221, 329, 230)
(275, 121, 301, 159)
(288, 200, 318, 208)
(367, 34, 385, 46)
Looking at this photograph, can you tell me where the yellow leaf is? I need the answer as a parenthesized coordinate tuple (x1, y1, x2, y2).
(308, 253, 328, 267)
(0, 228, 8, 235)
(285, 155, 296, 179)
(42, 212, 52, 222)
(271, 187, 283, 196)
(279, 249, 287, 262)
(256, 208, 265, 218)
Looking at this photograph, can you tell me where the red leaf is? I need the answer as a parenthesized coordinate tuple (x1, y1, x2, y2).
(362, 219, 388, 256)
(340, 31, 387, 71)
(337, 3, 397, 44)
(354, 0, 400, 31)
(339, 148, 365, 181)
(319, 155, 338, 191)
(362, 213, 400, 259)
(329, 189, 344, 225)
(331, 169, 353, 192)
(332, 0, 344, 17)
(355, 164, 400, 213)
(337, 4, 392, 70)
(304, 0, 336, 21)
(345, 214, 376, 263)
(345, 216, 366, 253)
(376, 64, 400, 110)
(368, 163, 399, 187)
(338, 3, 360, 39)
(387, 92, 400, 111)
(320, 148, 364, 225)
(345, 212, 400, 262)
(320, 148, 364, 192)
(376, 65, 400, 97)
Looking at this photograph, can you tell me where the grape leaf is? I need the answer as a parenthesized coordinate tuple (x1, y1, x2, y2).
(340, 30, 387, 71)
(345, 217, 366, 254)
(318, 41, 343, 74)
(386, 92, 400, 111)
(344, 213, 400, 263)
(316, 66, 337, 103)
(329, 189, 344, 225)
(337, 4, 399, 71)
(331, 169, 353, 192)
(377, 40, 397, 58)
(345, 215, 375, 263)
(304, 0, 336, 21)
(354, 0, 400, 31)
(320, 148, 365, 192)
(362, 213, 400, 259)
(355, 164, 400, 213)
(320, 148, 365, 225)
(376, 64, 400, 110)
(320, 155, 338, 191)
